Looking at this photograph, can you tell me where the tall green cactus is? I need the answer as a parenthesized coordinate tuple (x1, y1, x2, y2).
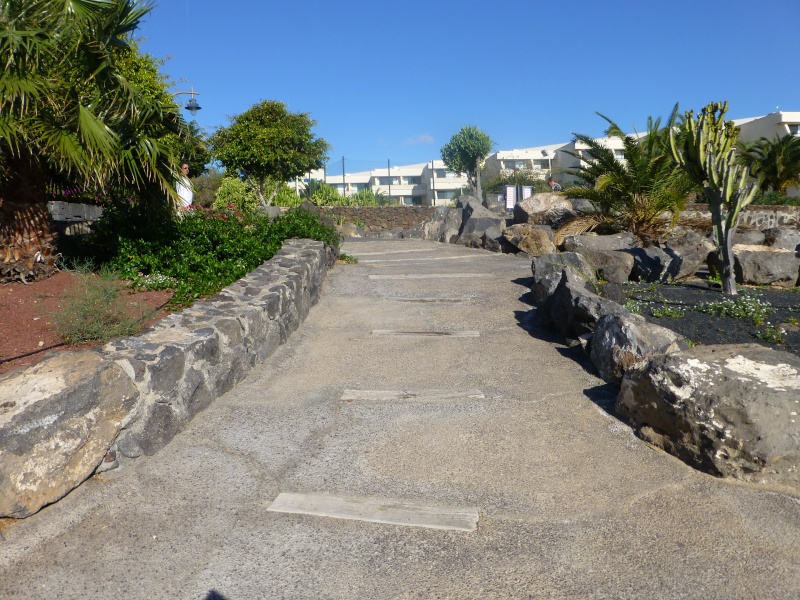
(669, 102, 758, 295)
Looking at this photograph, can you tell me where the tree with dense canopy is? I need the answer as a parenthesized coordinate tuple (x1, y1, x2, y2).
(209, 100, 330, 207)
(0, 0, 187, 282)
(440, 126, 493, 201)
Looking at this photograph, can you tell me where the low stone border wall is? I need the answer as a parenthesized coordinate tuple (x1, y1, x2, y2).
(320, 206, 433, 233)
(682, 204, 800, 229)
(0, 239, 332, 519)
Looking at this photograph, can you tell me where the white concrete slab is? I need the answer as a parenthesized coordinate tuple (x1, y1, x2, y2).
(267, 492, 479, 532)
(361, 256, 494, 264)
(351, 249, 434, 257)
(341, 389, 485, 403)
(369, 273, 494, 280)
(387, 297, 472, 303)
(372, 330, 480, 338)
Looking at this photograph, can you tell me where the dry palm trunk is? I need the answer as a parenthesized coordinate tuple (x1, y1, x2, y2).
(0, 197, 59, 283)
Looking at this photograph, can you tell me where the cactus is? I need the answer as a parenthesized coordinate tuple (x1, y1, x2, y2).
(669, 102, 758, 295)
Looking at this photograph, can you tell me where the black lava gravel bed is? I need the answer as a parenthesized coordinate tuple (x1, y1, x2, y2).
(600, 280, 800, 358)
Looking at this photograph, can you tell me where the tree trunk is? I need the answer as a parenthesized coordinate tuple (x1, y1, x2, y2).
(708, 193, 737, 296)
(476, 168, 483, 203)
(718, 224, 737, 296)
(0, 198, 59, 284)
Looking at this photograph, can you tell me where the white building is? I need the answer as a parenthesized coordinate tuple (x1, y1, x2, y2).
(735, 111, 800, 142)
(296, 111, 800, 205)
(734, 111, 800, 196)
(302, 160, 469, 207)
(483, 136, 630, 188)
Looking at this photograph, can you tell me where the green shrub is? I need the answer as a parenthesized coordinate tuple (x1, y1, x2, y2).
(750, 190, 800, 206)
(338, 253, 358, 264)
(271, 183, 302, 207)
(270, 208, 340, 250)
(213, 177, 259, 212)
(191, 170, 225, 209)
(67, 203, 339, 307)
(310, 183, 344, 205)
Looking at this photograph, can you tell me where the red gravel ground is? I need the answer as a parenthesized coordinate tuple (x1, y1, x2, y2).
(0, 271, 173, 375)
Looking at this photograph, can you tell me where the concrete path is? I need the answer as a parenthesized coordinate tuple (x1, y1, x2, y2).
(2, 239, 800, 599)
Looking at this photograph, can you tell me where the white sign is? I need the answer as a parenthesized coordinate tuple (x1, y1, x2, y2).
(505, 185, 516, 209)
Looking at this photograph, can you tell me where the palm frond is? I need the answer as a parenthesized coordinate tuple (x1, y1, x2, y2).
(553, 215, 603, 247)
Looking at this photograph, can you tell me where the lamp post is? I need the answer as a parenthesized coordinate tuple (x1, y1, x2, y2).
(171, 87, 202, 117)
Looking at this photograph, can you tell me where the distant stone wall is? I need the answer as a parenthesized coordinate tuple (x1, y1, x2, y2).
(0, 239, 333, 519)
(320, 206, 434, 233)
(683, 204, 800, 229)
(47, 201, 104, 236)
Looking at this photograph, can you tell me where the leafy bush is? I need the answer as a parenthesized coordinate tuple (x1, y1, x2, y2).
(270, 207, 340, 250)
(310, 183, 344, 205)
(66, 204, 338, 307)
(271, 183, 303, 207)
(750, 190, 800, 206)
(191, 170, 225, 208)
(484, 169, 550, 195)
(213, 177, 259, 212)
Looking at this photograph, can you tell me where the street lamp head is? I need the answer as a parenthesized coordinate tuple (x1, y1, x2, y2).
(185, 98, 201, 116)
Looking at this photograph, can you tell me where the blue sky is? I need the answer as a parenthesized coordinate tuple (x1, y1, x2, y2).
(139, 0, 800, 177)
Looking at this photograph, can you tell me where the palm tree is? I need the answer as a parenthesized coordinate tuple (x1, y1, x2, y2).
(735, 134, 800, 194)
(0, 0, 184, 282)
(560, 107, 697, 243)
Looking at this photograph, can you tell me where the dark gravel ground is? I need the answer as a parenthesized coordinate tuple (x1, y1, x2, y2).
(600, 279, 800, 359)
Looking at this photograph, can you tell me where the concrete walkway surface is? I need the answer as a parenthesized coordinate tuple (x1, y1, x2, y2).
(1, 239, 799, 599)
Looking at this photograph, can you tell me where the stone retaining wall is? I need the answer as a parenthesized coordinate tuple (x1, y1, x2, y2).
(0, 239, 332, 519)
(683, 204, 800, 229)
(320, 206, 434, 233)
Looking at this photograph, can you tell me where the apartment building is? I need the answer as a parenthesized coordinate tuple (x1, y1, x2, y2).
(483, 136, 630, 188)
(735, 111, 800, 142)
(295, 111, 800, 206)
(303, 160, 469, 207)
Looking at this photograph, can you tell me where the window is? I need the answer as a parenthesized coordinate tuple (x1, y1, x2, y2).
(789, 124, 800, 136)
(405, 176, 421, 185)
(435, 169, 459, 178)
(333, 184, 346, 194)
(402, 196, 423, 206)
(437, 190, 457, 200)
(614, 149, 625, 160)
(379, 177, 400, 185)
(505, 160, 527, 170)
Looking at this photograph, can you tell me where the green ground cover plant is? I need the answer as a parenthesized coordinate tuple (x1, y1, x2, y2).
(66, 205, 338, 307)
(650, 305, 685, 318)
(694, 294, 775, 325)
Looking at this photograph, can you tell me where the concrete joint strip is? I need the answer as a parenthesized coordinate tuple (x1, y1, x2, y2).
(268, 492, 480, 532)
